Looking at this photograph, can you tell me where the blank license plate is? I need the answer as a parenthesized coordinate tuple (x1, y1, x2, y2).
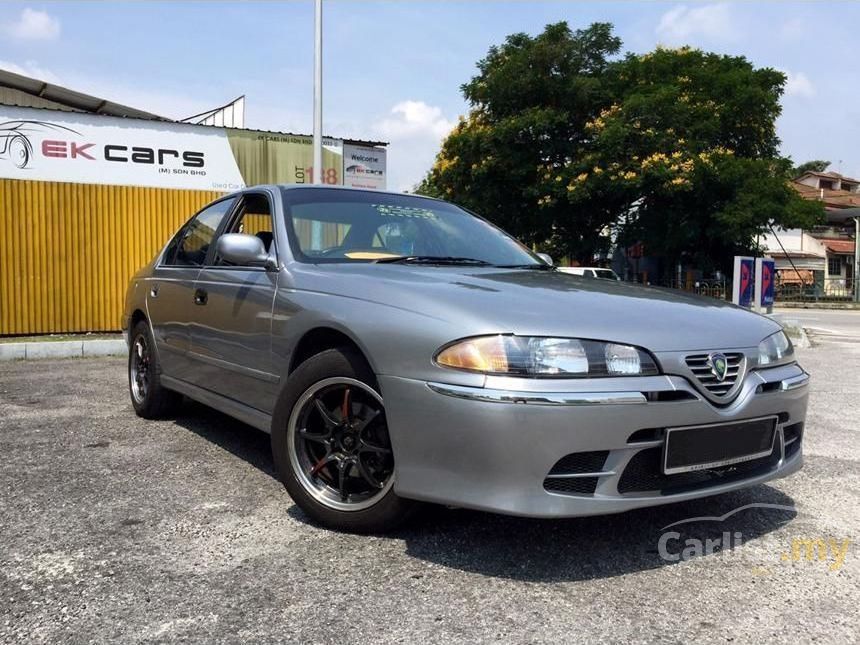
(663, 416, 777, 475)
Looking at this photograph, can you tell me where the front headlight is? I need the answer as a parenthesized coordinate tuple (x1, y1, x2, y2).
(435, 335, 659, 377)
(757, 330, 794, 366)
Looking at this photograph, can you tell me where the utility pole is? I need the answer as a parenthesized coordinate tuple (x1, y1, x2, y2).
(313, 0, 323, 185)
(854, 217, 859, 302)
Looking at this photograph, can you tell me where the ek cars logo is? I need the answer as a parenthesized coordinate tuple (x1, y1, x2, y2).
(0, 119, 205, 170)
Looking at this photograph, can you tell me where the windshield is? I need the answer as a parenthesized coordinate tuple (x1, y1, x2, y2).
(281, 188, 542, 266)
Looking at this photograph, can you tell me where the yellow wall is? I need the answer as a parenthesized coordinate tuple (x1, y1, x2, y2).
(0, 179, 220, 335)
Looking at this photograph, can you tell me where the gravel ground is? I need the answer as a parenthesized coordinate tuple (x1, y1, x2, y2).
(0, 339, 858, 644)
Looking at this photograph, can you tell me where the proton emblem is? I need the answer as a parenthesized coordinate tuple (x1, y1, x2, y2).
(707, 352, 729, 382)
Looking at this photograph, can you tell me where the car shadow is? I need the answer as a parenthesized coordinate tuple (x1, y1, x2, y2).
(172, 401, 277, 478)
(169, 401, 799, 582)
(392, 485, 798, 582)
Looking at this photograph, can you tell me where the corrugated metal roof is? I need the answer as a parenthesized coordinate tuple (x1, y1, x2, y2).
(0, 67, 388, 147)
(0, 86, 80, 112)
(0, 67, 166, 120)
(820, 238, 856, 255)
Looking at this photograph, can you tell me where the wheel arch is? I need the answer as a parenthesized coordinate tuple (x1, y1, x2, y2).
(289, 326, 378, 377)
(130, 308, 148, 330)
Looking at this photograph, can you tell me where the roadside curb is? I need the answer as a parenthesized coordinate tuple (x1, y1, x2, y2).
(776, 302, 860, 310)
(0, 338, 126, 361)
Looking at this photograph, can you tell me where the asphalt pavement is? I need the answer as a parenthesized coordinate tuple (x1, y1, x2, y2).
(1, 330, 858, 644)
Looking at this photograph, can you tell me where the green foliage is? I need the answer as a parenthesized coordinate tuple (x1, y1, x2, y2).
(419, 22, 825, 274)
(418, 22, 622, 258)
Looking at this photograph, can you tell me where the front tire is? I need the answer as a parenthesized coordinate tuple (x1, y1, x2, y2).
(271, 347, 416, 533)
(128, 320, 182, 418)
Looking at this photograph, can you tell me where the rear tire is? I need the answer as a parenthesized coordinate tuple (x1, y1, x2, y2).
(271, 347, 416, 533)
(128, 320, 182, 418)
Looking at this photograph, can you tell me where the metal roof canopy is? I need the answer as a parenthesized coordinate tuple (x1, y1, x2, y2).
(0, 67, 388, 147)
(0, 67, 167, 121)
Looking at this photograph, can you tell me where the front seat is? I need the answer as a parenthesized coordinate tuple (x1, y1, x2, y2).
(255, 231, 274, 253)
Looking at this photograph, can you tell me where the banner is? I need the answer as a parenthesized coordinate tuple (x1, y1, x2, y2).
(0, 106, 388, 193)
(755, 257, 776, 312)
(343, 143, 387, 190)
(0, 105, 245, 191)
(226, 129, 343, 187)
(732, 256, 755, 308)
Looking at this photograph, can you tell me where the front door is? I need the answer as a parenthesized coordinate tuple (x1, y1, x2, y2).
(188, 191, 280, 413)
(147, 197, 236, 382)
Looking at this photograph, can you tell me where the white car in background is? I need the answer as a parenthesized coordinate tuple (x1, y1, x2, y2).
(557, 266, 621, 280)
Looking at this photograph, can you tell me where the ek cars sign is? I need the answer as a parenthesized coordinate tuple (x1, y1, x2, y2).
(0, 105, 245, 191)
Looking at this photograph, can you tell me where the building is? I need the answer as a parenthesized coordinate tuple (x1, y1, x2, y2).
(0, 68, 388, 336)
(761, 170, 858, 299)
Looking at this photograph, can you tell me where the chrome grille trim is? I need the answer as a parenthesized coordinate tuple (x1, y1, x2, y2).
(684, 352, 746, 402)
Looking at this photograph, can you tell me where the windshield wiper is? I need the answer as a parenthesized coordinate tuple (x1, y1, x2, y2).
(494, 263, 556, 270)
(375, 255, 492, 266)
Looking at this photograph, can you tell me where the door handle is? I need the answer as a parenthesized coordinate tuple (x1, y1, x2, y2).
(194, 288, 208, 305)
(150, 284, 159, 298)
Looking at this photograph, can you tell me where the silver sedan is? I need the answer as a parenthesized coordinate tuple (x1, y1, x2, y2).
(123, 185, 809, 532)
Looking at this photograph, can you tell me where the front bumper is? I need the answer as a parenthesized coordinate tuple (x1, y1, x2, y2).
(379, 362, 808, 518)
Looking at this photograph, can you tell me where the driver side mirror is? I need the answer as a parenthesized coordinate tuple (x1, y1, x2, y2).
(216, 233, 273, 268)
(536, 252, 554, 266)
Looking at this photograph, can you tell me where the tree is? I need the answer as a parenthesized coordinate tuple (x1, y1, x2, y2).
(418, 22, 623, 261)
(793, 159, 830, 177)
(587, 46, 824, 273)
(419, 23, 825, 274)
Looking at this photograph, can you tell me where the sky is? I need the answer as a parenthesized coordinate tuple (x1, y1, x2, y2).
(1, 1, 858, 191)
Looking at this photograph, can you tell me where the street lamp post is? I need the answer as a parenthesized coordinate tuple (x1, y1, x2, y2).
(313, 0, 323, 185)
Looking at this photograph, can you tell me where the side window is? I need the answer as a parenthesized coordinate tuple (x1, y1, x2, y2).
(169, 198, 236, 266)
(212, 193, 275, 266)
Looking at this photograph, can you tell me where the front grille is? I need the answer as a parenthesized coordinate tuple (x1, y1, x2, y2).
(548, 450, 609, 475)
(544, 477, 600, 495)
(685, 352, 745, 398)
(617, 444, 780, 495)
(543, 450, 609, 496)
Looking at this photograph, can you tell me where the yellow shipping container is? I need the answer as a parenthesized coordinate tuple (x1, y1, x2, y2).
(0, 179, 220, 335)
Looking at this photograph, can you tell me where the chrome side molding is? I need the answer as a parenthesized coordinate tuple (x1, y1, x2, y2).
(426, 382, 648, 406)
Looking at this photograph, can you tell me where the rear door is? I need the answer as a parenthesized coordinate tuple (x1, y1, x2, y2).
(146, 197, 236, 382)
(188, 191, 280, 413)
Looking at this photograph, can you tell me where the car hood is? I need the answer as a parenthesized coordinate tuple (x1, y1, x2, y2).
(294, 264, 781, 352)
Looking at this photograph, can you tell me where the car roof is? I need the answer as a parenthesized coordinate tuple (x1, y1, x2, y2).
(240, 183, 447, 204)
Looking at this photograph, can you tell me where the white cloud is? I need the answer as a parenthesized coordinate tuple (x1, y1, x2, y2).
(377, 101, 454, 140)
(783, 71, 815, 98)
(780, 17, 804, 40)
(0, 59, 60, 83)
(2, 8, 60, 41)
(656, 4, 735, 44)
(373, 100, 455, 191)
